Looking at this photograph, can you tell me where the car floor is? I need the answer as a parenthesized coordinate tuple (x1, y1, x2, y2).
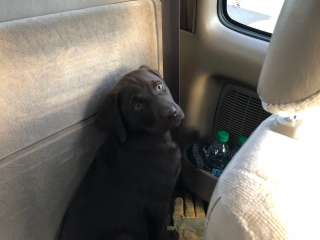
(169, 189, 206, 240)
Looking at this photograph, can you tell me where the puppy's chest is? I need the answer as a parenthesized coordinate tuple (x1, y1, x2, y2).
(135, 148, 181, 200)
(139, 148, 179, 170)
(123, 143, 181, 184)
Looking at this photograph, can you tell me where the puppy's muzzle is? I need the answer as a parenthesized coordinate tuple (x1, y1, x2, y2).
(163, 104, 184, 127)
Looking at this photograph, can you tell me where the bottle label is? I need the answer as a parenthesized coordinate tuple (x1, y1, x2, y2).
(212, 168, 222, 177)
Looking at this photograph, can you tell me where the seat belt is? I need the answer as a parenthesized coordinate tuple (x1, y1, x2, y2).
(161, 0, 180, 103)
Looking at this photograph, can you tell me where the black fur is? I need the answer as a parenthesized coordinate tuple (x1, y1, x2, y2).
(59, 67, 184, 240)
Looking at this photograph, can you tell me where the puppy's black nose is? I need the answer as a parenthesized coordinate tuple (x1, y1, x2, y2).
(167, 105, 178, 119)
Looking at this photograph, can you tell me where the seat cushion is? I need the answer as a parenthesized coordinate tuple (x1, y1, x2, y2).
(205, 115, 320, 240)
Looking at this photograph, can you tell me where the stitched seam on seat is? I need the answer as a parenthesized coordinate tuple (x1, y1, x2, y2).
(261, 88, 320, 114)
(0, 115, 99, 164)
(147, 0, 162, 74)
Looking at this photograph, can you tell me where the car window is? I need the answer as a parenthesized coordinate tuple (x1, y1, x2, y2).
(225, 0, 285, 34)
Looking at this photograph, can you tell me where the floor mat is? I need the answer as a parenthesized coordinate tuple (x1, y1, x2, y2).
(169, 194, 206, 240)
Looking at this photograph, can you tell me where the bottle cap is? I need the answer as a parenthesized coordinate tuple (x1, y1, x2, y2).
(238, 136, 248, 146)
(216, 131, 230, 143)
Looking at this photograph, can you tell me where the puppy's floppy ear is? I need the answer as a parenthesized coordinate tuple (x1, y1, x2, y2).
(139, 65, 162, 78)
(96, 89, 127, 143)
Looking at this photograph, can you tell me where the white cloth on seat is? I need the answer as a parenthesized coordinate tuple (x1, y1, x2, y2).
(205, 114, 320, 240)
(206, 0, 320, 239)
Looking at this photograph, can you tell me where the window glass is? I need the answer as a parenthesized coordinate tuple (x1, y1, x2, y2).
(226, 0, 285, 34)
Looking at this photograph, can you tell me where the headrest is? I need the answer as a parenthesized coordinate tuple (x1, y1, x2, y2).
(258, 0, 320, 116)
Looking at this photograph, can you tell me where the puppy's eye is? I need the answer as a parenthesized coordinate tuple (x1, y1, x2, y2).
(133, 102, 144, 111)
(155, 83, 165, 92)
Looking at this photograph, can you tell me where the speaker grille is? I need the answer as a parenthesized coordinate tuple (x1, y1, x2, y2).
(214, 85, 270, 140)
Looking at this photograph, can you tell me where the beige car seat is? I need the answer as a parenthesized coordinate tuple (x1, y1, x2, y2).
(205, 0, 320, 239)
(0, 0, 162, 239)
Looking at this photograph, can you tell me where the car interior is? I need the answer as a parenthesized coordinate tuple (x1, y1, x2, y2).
(1, 0, 319, 239)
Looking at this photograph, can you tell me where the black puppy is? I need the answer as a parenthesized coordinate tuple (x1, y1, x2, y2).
(59, 66, 184, 240)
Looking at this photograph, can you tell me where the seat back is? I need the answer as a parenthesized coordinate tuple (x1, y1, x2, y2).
(205, 0, 320, 239)
(0, 0, 162, 239)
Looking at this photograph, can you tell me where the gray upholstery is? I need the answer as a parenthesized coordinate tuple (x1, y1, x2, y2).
(258, 0, 320, 115)
(0, 0, 162, 239)
(0, 0, 136, 22)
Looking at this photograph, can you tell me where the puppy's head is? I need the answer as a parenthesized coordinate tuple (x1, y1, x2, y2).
(97, 66, 184, 142)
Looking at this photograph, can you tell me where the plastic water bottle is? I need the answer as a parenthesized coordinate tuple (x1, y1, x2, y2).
(186, 130, 231, 176)
(231, 136, 248, 158)
(207, 131, 231, 177)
